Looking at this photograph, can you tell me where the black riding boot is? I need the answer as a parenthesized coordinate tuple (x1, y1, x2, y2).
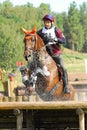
(62, 70, 70, 94)
(63, 78, 70, 94)
(52, 54, 70, 94)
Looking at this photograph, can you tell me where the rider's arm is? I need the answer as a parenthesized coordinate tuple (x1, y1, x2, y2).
(37, 29, 52, 44)
(55, 29, 66, 44)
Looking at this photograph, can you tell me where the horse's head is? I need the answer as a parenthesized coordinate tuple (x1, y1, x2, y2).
(21, 27, 44, 61)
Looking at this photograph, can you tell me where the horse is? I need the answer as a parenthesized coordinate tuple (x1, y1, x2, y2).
(21, 27, 75, 101)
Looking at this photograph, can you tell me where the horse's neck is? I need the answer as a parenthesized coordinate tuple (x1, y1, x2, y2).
(34, 50, 48, 66)
(35, 34, 46, 51)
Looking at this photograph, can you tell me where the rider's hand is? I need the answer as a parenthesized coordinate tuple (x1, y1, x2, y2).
(48, 37, 58, 43)
(48, 42, 54, 45)
(45, 36, 53, 43)
(43, 34, 53, 43)
(54, 37, 58, 42)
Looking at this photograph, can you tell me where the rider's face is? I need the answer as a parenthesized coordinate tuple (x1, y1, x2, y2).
(44, 20, 52, 29)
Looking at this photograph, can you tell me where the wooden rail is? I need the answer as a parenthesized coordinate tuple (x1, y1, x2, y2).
(0, 101, 87, 110)
(0, 79, 87, 130)
(0, 83, 87, 130)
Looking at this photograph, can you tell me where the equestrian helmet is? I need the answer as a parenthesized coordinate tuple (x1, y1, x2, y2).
(43, 14, 54, 22)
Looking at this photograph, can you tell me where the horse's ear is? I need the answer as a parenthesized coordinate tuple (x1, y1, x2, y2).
(21, 27, 28, 34)
(32, 26, 36, 33)
(21, 27, 36, 34)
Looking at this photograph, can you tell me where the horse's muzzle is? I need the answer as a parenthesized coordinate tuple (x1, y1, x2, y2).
(24, 55, 31, 61)
(24, 49, 33, 61)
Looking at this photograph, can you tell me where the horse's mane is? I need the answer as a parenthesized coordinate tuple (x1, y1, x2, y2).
(35, 33, 45, 51)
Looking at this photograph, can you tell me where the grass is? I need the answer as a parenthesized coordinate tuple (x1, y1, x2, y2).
(63, 48, 87, 73)
(0, 81, 4, 91)
(0, 48, 87, 91)
(66, 63, 85, 72)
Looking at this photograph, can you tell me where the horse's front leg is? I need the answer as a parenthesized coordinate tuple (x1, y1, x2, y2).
(20, 66, 30, 87)
(20, 66, 34, 93)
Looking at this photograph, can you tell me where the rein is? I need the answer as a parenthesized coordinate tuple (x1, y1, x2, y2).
(24, 33, 46, 55)
(24, 34, 37, 54)
(24, 33, 59, 65)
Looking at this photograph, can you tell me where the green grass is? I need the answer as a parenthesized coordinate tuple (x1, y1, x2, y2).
(63, 48, 87, 73)
(0, 48, 87, 91)
(0, 81, 4, 91)
(66, 63, 85, 72)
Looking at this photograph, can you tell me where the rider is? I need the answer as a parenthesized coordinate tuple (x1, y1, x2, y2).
(37, 14, 70, 94)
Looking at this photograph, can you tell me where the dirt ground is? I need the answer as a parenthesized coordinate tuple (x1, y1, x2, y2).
(68, 72, 87, 82)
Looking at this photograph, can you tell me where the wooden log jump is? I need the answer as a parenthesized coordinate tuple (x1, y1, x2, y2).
(0, 75, 87, 129)
(0, 101, 87, 110)
(76, 108, 85, 130)
(13, 109, 23, 130)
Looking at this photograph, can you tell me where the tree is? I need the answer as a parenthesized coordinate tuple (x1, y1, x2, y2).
(66, 1, 84, 51)
(55, 13, 64, 31)
(79, 2, 87, 52)
(0, 0, 87, 72)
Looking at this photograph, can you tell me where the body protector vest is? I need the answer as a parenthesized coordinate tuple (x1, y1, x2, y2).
(42, 26, 57, 40)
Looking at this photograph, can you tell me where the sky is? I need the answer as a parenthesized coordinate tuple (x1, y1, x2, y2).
(0, 0, 87, 13)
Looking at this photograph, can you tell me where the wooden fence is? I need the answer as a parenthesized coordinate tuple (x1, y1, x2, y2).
(0, 78, 87, 129)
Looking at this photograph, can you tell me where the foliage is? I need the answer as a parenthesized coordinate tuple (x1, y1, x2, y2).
(0, 0, 87, 71)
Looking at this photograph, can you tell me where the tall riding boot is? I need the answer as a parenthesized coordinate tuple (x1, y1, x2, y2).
(62, 70, 70, 94)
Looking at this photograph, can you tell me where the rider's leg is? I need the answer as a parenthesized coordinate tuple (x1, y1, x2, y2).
(52, 54, 70, 94)
(61, 67, 70, 94)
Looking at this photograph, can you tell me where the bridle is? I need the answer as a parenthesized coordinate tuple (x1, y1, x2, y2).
(24, 34, 37, 60)
(24, 34, 37, 51)
(24, 33, 49, 62)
